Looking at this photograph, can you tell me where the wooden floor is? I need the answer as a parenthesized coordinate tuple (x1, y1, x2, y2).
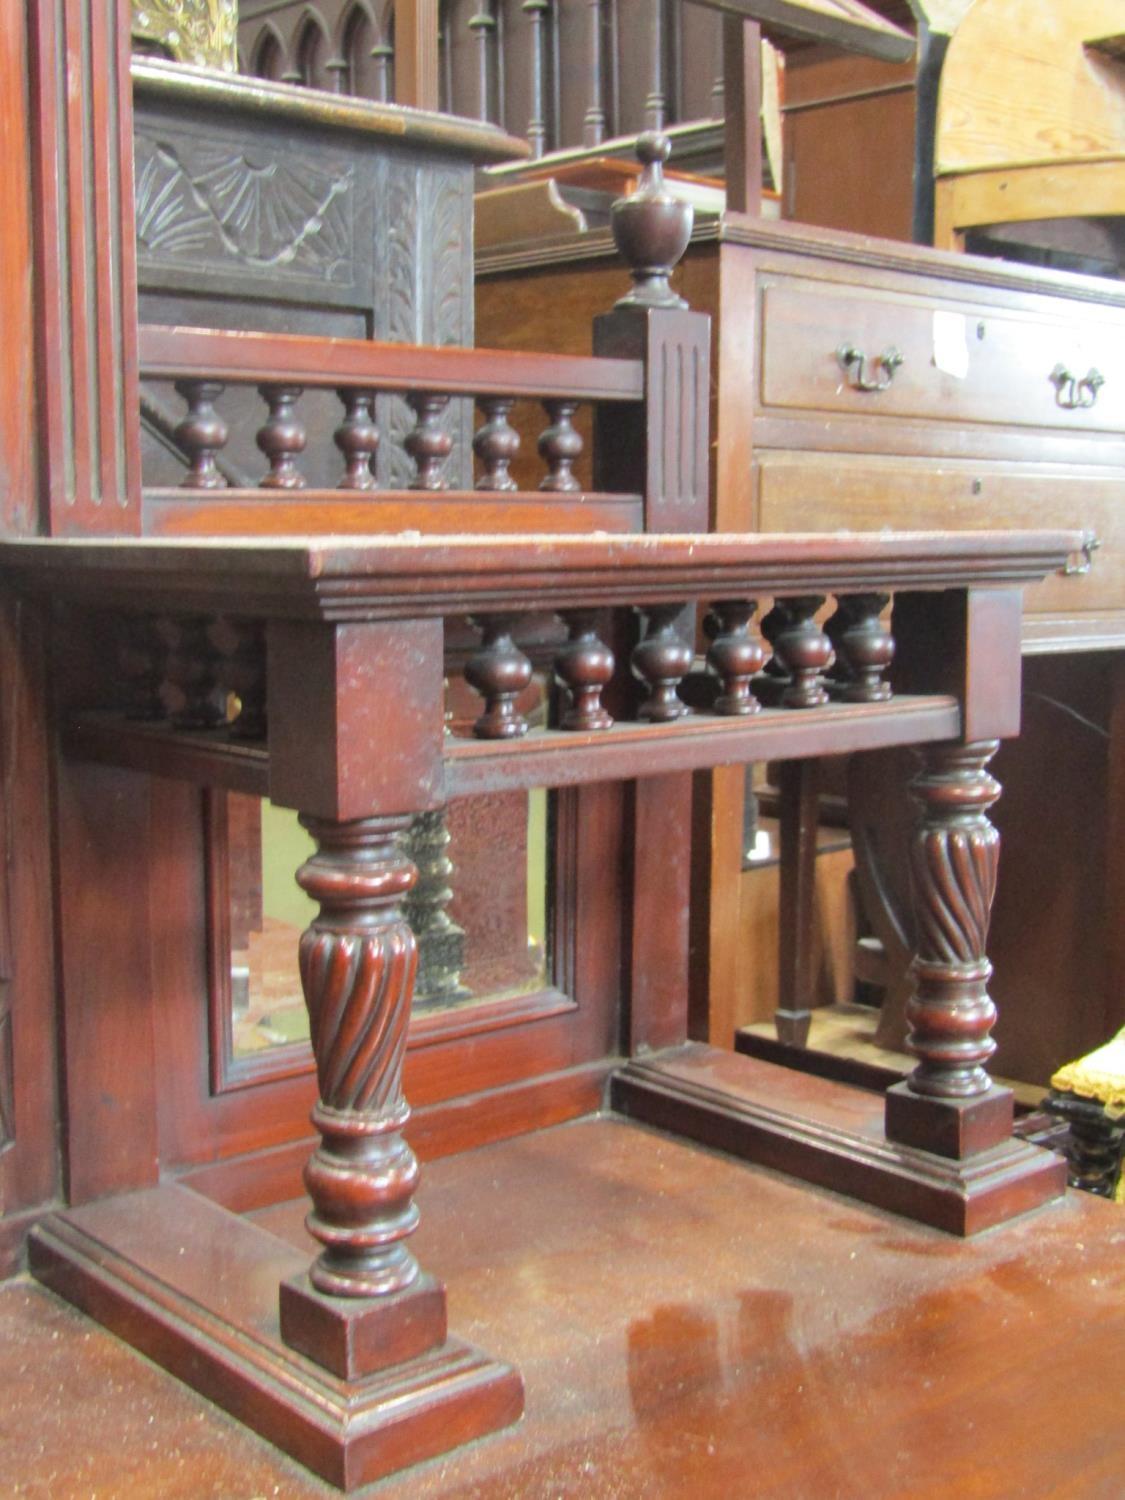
(3, 1115, 1124, 1498)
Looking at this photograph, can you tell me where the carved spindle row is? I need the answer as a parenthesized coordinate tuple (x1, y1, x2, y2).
(116, 614, 266, 739)
(461, 595, 897, 738)
(257, 383, 307, 489)
(207, 618, 268, 740)
(157, 616, 227, 728)
(170, 381, 587, 495)
(119, 615, 169, 721)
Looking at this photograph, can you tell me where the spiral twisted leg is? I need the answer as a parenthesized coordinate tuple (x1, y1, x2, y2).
(296, 814, 422, 1299)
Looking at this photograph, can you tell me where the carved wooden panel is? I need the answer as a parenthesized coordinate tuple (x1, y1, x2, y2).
(134, 124, 359, 295)
(134, 84, 476, 488)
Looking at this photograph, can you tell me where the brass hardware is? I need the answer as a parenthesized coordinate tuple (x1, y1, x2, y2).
(1061, 531, 1102, 577)
(1049, 363, 1105, 410)
(837, 343, 904, 393)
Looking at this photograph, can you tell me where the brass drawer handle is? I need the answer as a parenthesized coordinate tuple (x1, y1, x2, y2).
(1060, 531, 1102, 577)
(837, 343, 903, 393)
(1050, 363, 1105, 410)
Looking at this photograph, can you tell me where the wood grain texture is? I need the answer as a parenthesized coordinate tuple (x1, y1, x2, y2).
(4, 1118, 1123, 1498)
(0, 0, 36, 533)
(937, 0, 1125, 173)
(27, 0, 141, 532)
(614, 1043, 1065, 1235)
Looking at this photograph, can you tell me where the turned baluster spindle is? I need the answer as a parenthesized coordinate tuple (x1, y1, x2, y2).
(523, 0, 549, 157)
(371, 40, 393, 103)
(473, 397, 520, 491)
(257, 383, 307, 489)
(156, 615, 226, 729)
(465, 614, 533, 739)
(405, 393, 452, 491)
(773, 597, 834, 709)
(538, 400, 583, 492)
(118, 615, 167, 721)
(173, 378, 228, 490)
(704, 600, 765, 716)
(903, 742, 1002, 1100)
(632, 604, 693, 722)
(468, 1, 497, 122)
(826, 593, 895, 702)
(208, 617, 267, 740)
(582, 0, 607, 147)
(334, 388, 379, 491)
(296, 815, 422, 1297)
(555, 610, 615, 731)
(645, 2, 667, 131)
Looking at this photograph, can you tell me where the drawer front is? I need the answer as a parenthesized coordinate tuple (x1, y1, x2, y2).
(755, 452, 1124, 621)
(759, 279, 1125, 435)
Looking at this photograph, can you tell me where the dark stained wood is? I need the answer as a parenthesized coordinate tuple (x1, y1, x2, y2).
(775, 759, 819, 1047)
(722, 17, 762, 214)
(613, 1043, 1065, 1236)
(144, 490, 645, 537)
(705, 599, 766, 715)
(29, 1185, 523, 1492)
(555, 610, 615, 731)
(139, 323, 644, 401)
(0, 0, 37, 533)
(5, 1118, 1124, 1499)
(626, 773, 695, 1056)
(464, 615, 533, 738)
(632, 604, 694, 721)
(28, 0, 141, 533)
(0, 599, 60, 1270)
(64, 694, 966, 801)
(52, 761, 160, 1204)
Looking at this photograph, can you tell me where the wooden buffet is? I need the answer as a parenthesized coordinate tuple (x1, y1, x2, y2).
(2, 523, 1076, 1488)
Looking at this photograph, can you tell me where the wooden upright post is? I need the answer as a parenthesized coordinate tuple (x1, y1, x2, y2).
(27, 0, 141, 533)
(393, 0, 441, 112)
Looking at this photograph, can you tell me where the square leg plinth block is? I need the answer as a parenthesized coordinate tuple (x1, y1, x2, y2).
(280, 1271, 447, 1380)
(28, 1186, 524, 1491)
(885, 1081, 1014, 1160)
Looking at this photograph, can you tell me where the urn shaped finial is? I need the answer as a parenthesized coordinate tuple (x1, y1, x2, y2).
(611, 132, 694, 310)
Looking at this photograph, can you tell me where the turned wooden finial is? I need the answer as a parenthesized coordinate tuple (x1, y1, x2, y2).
(611, 132, 693, 310)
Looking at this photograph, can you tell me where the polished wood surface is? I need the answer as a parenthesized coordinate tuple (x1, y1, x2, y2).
(7, 519, 1072, 1480)
(477, 214, 1125, 1088)
(4, 1116, 1123, 1498)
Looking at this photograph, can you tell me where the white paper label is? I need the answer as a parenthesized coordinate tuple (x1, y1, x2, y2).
(933, 310, 969, 379)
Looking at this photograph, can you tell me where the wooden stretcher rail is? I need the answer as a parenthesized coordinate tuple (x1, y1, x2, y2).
(138, 324, 646, 402)
(62, 696, 963, 800)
